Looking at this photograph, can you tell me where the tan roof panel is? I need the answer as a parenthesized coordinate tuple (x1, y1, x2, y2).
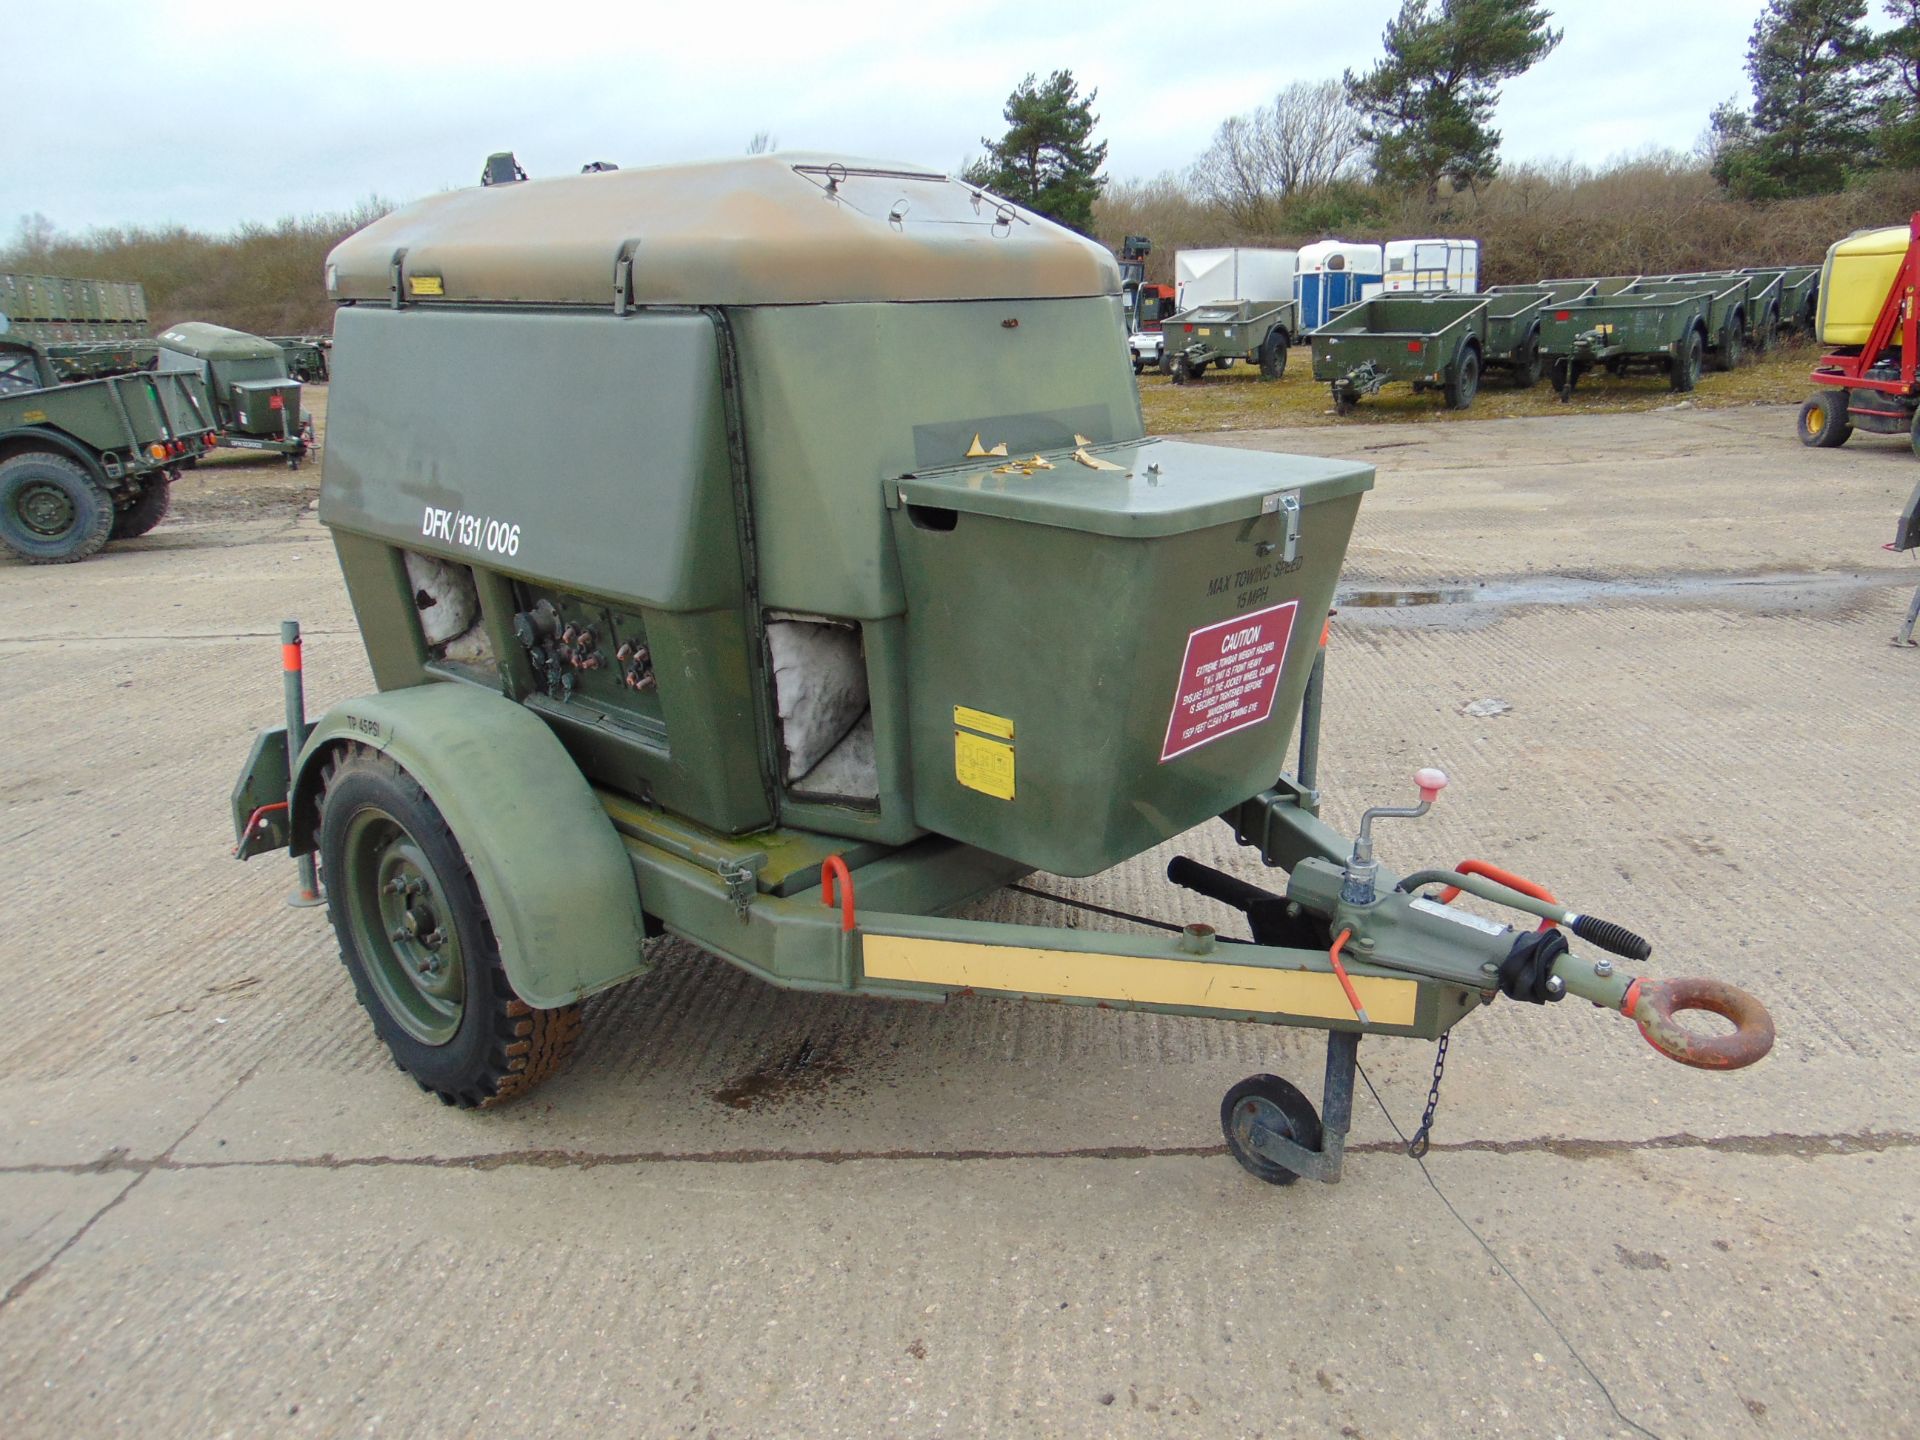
(326, 153, 1120, 308)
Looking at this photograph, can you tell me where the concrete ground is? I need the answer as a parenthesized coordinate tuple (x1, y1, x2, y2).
(2, 400, 1916, 1438)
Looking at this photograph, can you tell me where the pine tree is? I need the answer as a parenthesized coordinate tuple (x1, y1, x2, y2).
(1343, 0, 1561, 199)
(965, 71, 1109, 234)
(1714, 0, 1877, 198)
(1875, 0, 1920, 168)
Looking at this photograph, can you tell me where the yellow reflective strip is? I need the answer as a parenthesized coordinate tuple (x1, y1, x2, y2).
(953, 705, 1014, 739)
(862, 936, 1418, 1026)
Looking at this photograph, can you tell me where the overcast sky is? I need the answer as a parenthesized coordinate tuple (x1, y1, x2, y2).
(8, 0, 1768, 241)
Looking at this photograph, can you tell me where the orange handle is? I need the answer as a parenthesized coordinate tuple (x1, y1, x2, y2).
(821, 855, 855, 933)
(1438, 858, 1557, 932)
(1327, 928, 1370, 1025)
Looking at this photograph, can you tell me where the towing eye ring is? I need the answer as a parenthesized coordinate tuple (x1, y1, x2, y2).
(1625, 976, 1775, 1071)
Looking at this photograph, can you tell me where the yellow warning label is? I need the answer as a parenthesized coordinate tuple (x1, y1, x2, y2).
(955, 730, 1015, 800)
(953, 705, 1014, 740)
(408, 275, 445, 296)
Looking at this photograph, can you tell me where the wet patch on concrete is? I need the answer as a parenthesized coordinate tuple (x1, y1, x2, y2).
(1335, 569, 1906, 627)
(711, 1036, 861, 1112)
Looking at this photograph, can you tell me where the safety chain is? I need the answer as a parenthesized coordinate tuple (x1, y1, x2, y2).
(1407, 1032, 1451, 1158)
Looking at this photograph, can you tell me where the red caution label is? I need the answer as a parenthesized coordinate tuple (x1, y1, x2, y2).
(1160, 601, 1298, 762)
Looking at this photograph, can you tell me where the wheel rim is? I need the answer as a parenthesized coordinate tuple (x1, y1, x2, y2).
(1231, 1095, 1298, 1154)
(341, 806, 466, 1045)
(15, 479, 76, 539)
(1807, 405, 1826, 437)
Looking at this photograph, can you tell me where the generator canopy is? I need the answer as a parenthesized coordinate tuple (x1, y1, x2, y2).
(156, 322, 285, 363)
(325, 154, 1122, 308)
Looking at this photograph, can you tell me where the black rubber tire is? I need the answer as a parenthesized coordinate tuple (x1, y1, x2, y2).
(1669, 329, 1704, 393)
(1259, 330, 1289, 380)
(318, 746, 583, 1108)
(1510, 333, 1543, 389)
(1753, 303, 1779, 355)
(0, 451, 114, 564)
(1798, 391, 1851, 448)
(1906, 406, 1920, 461)
(1713, 312, 1745, 372)
(1221, 1074, 1323, 1186)
(1444, 346, 1481, 409)
(110, 475, 171, 540)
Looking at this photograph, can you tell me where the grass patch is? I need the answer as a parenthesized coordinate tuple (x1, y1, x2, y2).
(1142, 338, 1817, 434)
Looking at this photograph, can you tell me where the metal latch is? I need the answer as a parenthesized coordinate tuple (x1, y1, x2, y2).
(613, 239, 641, 316)
(387, 247, 409, 310)
(718, 852, 767, 921)
(1262, 489, 1303, 563)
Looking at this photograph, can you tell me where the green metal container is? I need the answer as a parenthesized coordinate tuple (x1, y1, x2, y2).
(889, 443, 1365, 875)
(1309, 294, 1491, 411)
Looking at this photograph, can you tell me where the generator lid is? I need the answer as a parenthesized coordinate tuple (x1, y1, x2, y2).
(889, 439, 1371, 539)
(324, 154, 1120, 307)
(156, 322, 283, 362)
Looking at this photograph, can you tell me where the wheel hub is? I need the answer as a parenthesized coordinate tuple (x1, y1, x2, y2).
(344, 810, 467, 1045)
(16, 480, 75, 538)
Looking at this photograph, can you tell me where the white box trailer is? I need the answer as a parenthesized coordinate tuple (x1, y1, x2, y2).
(1174, 248, 1298, 309)
(1383, 238, 1479, 295)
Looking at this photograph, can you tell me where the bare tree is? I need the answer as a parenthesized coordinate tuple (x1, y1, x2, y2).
(1190, 80, 1369, 228)
(7, 212, 57, 261)
(746, 131, 778, 155)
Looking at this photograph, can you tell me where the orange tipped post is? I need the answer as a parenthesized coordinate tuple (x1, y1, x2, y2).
(282, 620, 323, 907)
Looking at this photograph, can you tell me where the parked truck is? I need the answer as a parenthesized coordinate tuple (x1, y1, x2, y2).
(0, 271, 217, 561)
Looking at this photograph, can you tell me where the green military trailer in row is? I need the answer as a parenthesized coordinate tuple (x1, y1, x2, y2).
(157, 322, 313, 466)
(1634, 273, 1760, 371)
(1309, 293, 1539, 413)
(1161, 297, 1298, 383)
(1540, 288, 1714, 400)
(231, 154, 1772, 1188)
(267, 335, 332, 384)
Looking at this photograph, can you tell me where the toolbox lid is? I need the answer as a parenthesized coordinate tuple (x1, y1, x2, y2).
(326, 153, 1120, 308)
(889, 438, 1372, 539)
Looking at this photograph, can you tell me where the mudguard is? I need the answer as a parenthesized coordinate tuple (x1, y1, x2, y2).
(289, 683, 649, 1008)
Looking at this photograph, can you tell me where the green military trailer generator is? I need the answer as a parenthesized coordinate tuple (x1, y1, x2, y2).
(157, 322, 313, 466)
(1540, 288, 1714, 400)
(1310, 294, 1509, 413)
(1161, 298, 1298, 383)
(230, 154, 1772, 1188)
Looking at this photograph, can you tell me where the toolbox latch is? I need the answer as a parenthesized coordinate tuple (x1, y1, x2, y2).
(1264, 489, 1303, 563)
